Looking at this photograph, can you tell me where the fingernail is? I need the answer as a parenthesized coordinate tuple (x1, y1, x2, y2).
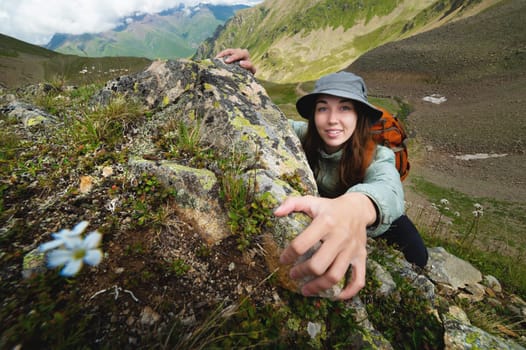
(289, 269, 298, 279)
(302, 287, 313, 297)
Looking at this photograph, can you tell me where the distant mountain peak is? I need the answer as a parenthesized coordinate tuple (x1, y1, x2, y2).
(43, 3, 249, 59)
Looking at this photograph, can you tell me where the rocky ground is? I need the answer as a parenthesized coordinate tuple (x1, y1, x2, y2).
(0, 88, 276, 348)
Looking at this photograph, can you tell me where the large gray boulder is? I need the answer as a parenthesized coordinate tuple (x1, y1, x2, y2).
(94, 58, 333, 296)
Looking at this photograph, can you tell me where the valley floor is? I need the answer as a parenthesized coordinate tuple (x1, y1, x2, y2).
(362, 70, 526, 205)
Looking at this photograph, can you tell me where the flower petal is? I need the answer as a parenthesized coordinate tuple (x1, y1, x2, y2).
(39, 239, 65, 252)
(52, 228, 71, 239)
(71, 221, 89, 235)
(84, 249, 103, 266)
(52, 228, 83, 240)
(62, 236, 83, 249)
(47, 249, 73, 267)
(61, 259, 83, 276)
(82, 232, 102, 249)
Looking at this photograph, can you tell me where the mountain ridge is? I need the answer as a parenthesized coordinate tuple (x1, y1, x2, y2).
(44, 4, 249, 60)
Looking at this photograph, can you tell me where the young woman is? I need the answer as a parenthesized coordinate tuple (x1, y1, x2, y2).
(217, 49, 428, 300)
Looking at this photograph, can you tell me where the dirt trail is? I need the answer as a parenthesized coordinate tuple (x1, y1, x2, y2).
(295, 82, 307, 96)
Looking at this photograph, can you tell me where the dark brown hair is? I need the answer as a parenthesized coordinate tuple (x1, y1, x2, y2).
(302, 102, 376, 196)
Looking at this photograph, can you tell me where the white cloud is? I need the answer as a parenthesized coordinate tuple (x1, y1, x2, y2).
(0, 0, 262, 45)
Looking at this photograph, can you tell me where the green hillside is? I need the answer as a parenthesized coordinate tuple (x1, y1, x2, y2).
(0, 34, 151, 88)
(196, 0, 504, 83)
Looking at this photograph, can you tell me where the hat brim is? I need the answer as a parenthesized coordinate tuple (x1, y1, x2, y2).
(296, 89, 383, 125)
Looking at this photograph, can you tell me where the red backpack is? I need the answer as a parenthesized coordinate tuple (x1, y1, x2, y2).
(371, 106, 410, 181)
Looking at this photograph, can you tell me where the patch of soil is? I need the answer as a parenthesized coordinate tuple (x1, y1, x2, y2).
(75, 213, 277, 346)
(363, 72, 526, 203)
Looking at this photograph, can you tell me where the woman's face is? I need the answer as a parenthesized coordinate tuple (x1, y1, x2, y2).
(314, 94, 358, 154)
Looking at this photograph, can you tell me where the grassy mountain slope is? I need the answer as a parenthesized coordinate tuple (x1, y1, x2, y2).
(196, 0, 504, 83)
(347, 0, 526, 200)
(0, 34, 151, 89)
(46, 5, 247, 60)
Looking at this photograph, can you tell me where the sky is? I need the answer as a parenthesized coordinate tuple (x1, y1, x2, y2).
(0, 0, 263, 45)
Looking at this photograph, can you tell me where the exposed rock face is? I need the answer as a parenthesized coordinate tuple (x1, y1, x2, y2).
(0, 101, 58, 127)
(427, 246, 483, 289)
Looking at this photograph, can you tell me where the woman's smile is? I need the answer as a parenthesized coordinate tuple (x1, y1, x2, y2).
(325, 129, 343, 137)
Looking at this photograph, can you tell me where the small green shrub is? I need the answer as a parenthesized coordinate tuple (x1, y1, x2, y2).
(217, 146, 275, 251)
(280, 170, 309, 195)
(155, 114, 216, 168)
(128, 173, 177, 228)
(171, 258, 191, 276)
(362, 271, 444, 349)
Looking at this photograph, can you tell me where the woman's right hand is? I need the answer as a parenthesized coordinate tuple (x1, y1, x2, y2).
(274, 192, 376, 300)
(216, 48, 256, 74)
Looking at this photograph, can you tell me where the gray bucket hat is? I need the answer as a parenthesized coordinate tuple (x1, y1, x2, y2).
(296, 71, 382, 124)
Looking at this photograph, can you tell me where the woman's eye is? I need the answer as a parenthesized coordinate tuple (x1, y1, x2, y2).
(317, 106, 327, 112)
(341, 105, 353, 111)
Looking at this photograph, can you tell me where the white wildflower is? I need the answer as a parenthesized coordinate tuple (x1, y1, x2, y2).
(39, 221, 103, 277)
(307, 321, 322, 339)
(439, 199, 449, 206)
(39, 221, 88, 252)
(46, 231, 103, 277)
(106, 198, 119, 213)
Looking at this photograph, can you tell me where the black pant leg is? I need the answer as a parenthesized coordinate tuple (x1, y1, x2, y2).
(376, 215, 428, 268)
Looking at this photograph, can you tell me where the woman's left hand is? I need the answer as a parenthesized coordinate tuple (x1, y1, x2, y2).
(274, 192, 376, 300)
(216, 48, 256, 74)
